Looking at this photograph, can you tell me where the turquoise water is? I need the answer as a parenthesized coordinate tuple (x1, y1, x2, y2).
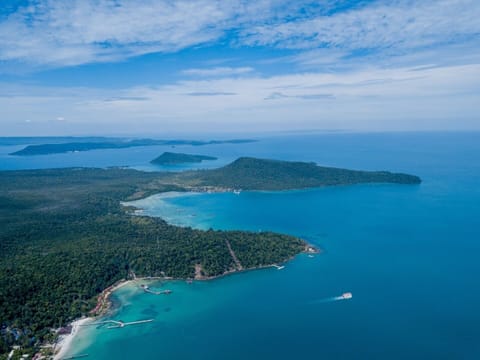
(5, 133, 480, 359)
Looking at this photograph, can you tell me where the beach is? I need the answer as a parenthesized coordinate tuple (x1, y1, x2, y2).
(53, 280, 133, 359)
(53, 317, 92, 360)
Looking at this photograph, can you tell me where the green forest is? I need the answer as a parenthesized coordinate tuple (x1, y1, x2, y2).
(177, 156, 422, 190)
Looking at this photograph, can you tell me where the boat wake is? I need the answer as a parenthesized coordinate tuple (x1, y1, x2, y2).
(309, 292, 353, 304)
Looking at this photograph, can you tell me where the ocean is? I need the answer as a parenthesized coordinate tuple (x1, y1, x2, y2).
(3, 132, 480, 359)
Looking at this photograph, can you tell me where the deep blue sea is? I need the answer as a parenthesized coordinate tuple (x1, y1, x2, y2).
(2, 132, 480, 359)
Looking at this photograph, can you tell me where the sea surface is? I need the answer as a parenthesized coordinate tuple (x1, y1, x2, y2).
(3, 132, 480, 359)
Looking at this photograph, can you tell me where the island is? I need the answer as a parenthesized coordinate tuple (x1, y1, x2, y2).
(172, 157, 422, 190)
(0, 157, 420, 358)
(9, 138, 256, 156)
(0, 136, 111, 146)
(150, 152, 217, 165)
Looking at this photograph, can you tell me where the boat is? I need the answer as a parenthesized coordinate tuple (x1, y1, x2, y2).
(340, 292, 352, 299)
(233, 189, 241, 195)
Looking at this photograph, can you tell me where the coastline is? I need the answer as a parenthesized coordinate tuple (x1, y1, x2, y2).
(53, 244, 318, 358)
(51, 280, 133, 360)
(89, 279, 134, 316)
(53, 317, 92, 360)
(56, 190, 319, 358)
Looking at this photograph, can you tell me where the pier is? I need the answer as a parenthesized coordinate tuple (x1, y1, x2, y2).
(88, 319, 154, 329)
(140, 284, 172, 295)
(61, 355, 89, 359)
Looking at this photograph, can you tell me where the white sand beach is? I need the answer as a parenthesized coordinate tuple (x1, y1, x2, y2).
(53, 317, 92, 360)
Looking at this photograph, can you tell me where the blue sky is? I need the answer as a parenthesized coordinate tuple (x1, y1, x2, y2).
(0, 0, 479, 136)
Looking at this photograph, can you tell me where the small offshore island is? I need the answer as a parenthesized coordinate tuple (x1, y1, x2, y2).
(150, 152, 217, 165)
(0, 157, 420, 358)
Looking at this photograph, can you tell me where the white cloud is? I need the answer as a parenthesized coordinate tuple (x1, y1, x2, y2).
(1, 63, 479, 134)
(1, 0, 479, 68)
(0, 0, 224, 66)
(264, 91, 334, 100)
(1, 0, 479, 134)
(240, 0, 480, 52)
(182, 66, 254, 77)
(0, 0, 294, 67)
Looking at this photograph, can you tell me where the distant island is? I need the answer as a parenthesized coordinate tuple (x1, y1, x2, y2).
(9, 138, 256, 156)
(0, 157, 420, 358)
(151, 152, 217, 165)
(0, 136, 112, 146)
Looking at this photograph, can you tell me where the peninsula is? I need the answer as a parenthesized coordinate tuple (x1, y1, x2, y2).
(172, 157, 422, 190)
(0, 157, 420, 357)
(9, 138, 255, 156)
(150, 152, 217, 165)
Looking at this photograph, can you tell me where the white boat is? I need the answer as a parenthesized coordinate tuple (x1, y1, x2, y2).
(340, 292, 352, 299)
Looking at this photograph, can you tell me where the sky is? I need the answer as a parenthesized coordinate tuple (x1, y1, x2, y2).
(0, 0, 479, 136)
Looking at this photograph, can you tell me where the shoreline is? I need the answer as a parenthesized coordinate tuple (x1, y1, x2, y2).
(55, 189, 320, 358)
(53, 317, 92, 360)
(51, 280, 134, 359)
(53, 246, 318, 359)
(89, 279, 135, 316)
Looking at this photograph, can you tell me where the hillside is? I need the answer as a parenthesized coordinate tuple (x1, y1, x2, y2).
(179, 157, 422, 190)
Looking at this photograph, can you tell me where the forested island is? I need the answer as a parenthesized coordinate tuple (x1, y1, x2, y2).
(151, 152, 217, 165)
(9, 138, 255, 156)
(173, 157, 422, 190)
(0, 157, 420, 358)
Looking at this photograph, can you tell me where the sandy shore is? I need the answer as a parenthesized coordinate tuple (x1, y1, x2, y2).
(52, 280, 133, 360)
(53, 317, 92, 360)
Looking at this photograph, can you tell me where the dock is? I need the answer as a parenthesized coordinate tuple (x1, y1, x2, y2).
(88, 319, 154, 329)
(140, 284, 172, 295)
(62, 355, 89, 359)
(145, 289, 172, 295)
